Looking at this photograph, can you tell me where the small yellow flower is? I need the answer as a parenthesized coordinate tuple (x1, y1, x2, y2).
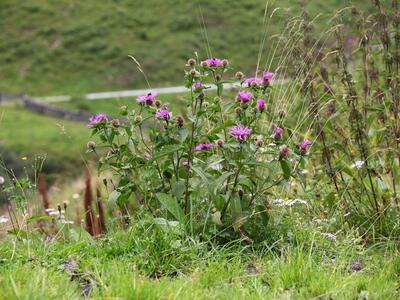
(21, 156, 27, 161)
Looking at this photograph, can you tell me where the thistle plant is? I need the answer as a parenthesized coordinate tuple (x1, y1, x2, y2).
(88, 58, 309, 239)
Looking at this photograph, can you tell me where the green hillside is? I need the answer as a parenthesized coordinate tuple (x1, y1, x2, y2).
(0, 0, 371, 96)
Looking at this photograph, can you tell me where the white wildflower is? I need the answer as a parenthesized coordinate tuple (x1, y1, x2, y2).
(72, 193, 80, 200)
(321, 232, 337, 242)
(0, 176, 5, 185)
(0, 216, 9, 224)
(351, 160, 364, 169)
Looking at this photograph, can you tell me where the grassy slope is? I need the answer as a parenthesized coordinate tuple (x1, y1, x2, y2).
(0, 0, 370, 96)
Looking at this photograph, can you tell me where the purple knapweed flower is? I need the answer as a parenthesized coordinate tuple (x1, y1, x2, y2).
(297, 138, 312, 155)
(195, 143, 213, 151)
(182, 161, 190, 167)
(244, 77, 263, 86)
(155, 106, 170, 121)
(230, 124, 252, 142)
(237, 90, 253, 103)
(280, 145, 290, 158)
(273, 125, 283, 140)
(144, 153, 152, 159)
(193, 81, 203, 91)
(137, 91, 157, 105)
(204, 58, 223, 67)
(256, 99, 266, 111)
(88, 113, 108, 128)
(263, 71, 274, 83)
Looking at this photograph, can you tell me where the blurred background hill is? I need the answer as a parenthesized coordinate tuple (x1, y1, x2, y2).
(0, 0, 370, 96)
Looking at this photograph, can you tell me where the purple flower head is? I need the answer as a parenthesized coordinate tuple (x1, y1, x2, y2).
(144, 153, 152, 159)
(182, 161, 190, 167)
(263, 71, 274, 83)
(273, 125, 283, 140)
(204, 58, 223, 67)
(137, 91, 157, 105)
(155, 106, 170, 121)
(280, 145, 290, 158)
(237, 90, 253, 103)
(195, 143, 214, 151)
(88, 113, 108, 128)
(193, 81, 203, 90)
(230, 124, 252, 142)
(256, 99, 266, 111)
(297, 138, 312, 155)
(244, 77, 263, 86)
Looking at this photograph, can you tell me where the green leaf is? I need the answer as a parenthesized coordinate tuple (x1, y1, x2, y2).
(214, 172, 234, 196)
(191, 166, 214, 197)
(108, 190, 121, 202)
(151, 145, 184, 161)
(27, 214, 52, 224)
(280, 159, 291, 180)
(156, 193, 186, 225)
(171, 180, 186, 201)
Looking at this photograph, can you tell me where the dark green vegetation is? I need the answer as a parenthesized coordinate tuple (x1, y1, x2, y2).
(0, 0, 371, 96)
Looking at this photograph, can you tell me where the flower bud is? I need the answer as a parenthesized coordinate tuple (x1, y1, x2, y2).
(155, 99, 162, 108)
(87, 141, 96, 149)
(0, 176, 4, 185)
(215, 74, 222, 81)
(203, 101, 209, 108)
(111, 119, 120, 127)
(235, 107, 243, 115)
(252, 107, 259, 114)
(280, 145, 290, 158)
(187, 58, 196, 66)
(211, 207, 217, 214)
(256, 139, 263, 147)
(120, 105, 128, 116)
(250, 81, 257, 87)
(216, 139, 224, 147)
(63, 201, 68, 210)
(238, 190, 244, 198)
(278, 110, 286, 119)
(190, 69, 198, 76)
(134, 115, 143, 123)
(214, 96, 221, 103)
(221, 59, 229, 67)
(201, 61, 208, 67)
(235, 71, 244, 80)
(175, 115, 185, 127)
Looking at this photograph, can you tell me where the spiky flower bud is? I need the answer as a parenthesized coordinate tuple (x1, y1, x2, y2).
(155, 99, 162, 107)
(201, 61, 208, 67)
(190, 69, 198, 76)
(216, 139, 224, 147)
(252, 107, 259, 114)
(203, 101, 209, 108)
(278, 110, 286, 119)
(120, 105, 128, 116)
(221, 59, 229, 67)
(134, 115, 143, 123)
(235, 71, 244, 80)
(87, 141, 96, 149)
(256, 139, 263, 147)
(175, 115, 185, 127)
(111, 119, 120, 127)
(280, 145, 290, 158)
(211, 207, 217, 214)
(187, 58, 196, 66)
(235, 107, 243, 115)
